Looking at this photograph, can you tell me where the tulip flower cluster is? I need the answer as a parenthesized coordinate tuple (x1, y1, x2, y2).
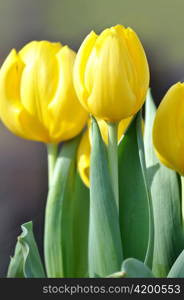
(1, 25, 184, 278)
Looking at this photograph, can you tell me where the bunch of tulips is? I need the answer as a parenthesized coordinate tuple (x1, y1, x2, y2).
(1, 24, 184, 278)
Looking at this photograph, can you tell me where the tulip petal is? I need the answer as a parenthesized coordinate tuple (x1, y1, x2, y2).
(86, 32, 137, 121)
(19, 41, 61, 127)
(73, 31, 97, 109)
(74, 25, 149, 122)
(153, 83, 184, 175)
(0, 49, 49, 141)
(124, 28, 150, 110)
(48, 46, 88, 142)
(0, 49, 24, 136)
(118, 116, 133, 142)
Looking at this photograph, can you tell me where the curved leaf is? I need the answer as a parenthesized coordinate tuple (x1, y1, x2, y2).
(45, 135, 89, 278)
(167, 250, 184, 278)
(7, 221, 45, 278)
(118, 112, 152, 265)
(70, 173, 89, 277)
(144, 91, 183, 277)
(89, 117, 123, 278)
(121, 258, 154, 278)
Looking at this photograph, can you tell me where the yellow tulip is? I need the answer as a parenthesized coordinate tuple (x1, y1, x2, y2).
(153, 82, 184, 174)
(74, 24, 149, 122)
(77, 117, 132, 187)
(0, 41, 88, 143)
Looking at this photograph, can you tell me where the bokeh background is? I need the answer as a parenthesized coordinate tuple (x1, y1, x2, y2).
(0, 0, 184, 276)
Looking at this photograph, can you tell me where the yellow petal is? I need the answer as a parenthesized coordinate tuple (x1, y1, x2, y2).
(85, 29, 137, 121)
(48, 46, 88, 142)
(74, 25, 149, 122)
(153, 82, 184, 174)
(97, 120, 109, 144)
(154, 148, 176, 171)
(77, 129, 91, 187)
(1, 49, 23, 109)
(0, 49, 49, 141)
(73, 31, 97, 109)
(19, 41, 62, 127)
(118, 116, 133, 142)
(124, 28, 150, 112)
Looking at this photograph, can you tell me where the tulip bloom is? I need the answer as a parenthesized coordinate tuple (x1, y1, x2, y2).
(77, 117, 132, 187)
(74, 25, 149, 122)
(0, 41, 88, 143)
(153, 83, 184, 175)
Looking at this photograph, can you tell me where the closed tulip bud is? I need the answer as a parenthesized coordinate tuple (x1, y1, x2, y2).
(74, 24, 149, 122)
(153, 83, 184, 174)
(0, 41, 88, 143)
(77, 117, 132, 187)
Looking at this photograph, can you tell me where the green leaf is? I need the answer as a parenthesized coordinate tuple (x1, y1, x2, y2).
(44, 135, 81, 277)
(71, 173, 89, 277)
(7, 240, 24, 278)
(121, 258, 154, 278)
(167, 250, 184, 278)
(89, 117, 123, 278)
(144, 90, 183, 277)
(118, 112, 153, 265)
(44, 135, 89, 278)
(7, 221, 45, 278)
(62, 171, 89, 278)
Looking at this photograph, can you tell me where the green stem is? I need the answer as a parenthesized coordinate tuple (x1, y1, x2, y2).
(107, 122, 119, 211)
(47, 143, 58, 187)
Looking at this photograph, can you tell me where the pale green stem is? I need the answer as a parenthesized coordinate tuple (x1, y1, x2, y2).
(47, 143, 58, 188)
(181, 176, 184, 227)
(107, 122, 119, 211)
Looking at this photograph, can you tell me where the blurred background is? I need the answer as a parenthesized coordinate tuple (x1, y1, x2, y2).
(0, 0, 184, 276)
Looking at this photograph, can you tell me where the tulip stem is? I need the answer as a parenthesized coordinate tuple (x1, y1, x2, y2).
(107, 122, 119, 211)
(47, 143, 58, 188)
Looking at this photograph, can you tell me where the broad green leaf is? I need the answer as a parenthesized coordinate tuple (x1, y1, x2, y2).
(62, 172, 89, 278)
(7, 238, 25, 278)
(118, 112, 152, 265)
(121, 258, 154, 278)
(144, 91, 183, 277)
(44, 136, 79, 277)
(44, 135, 89, 278)
(89, 117, 123, 278)
(71, 173, 89, 277)
(167, 250, 184, 278)
(7, 221, 45, 278)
